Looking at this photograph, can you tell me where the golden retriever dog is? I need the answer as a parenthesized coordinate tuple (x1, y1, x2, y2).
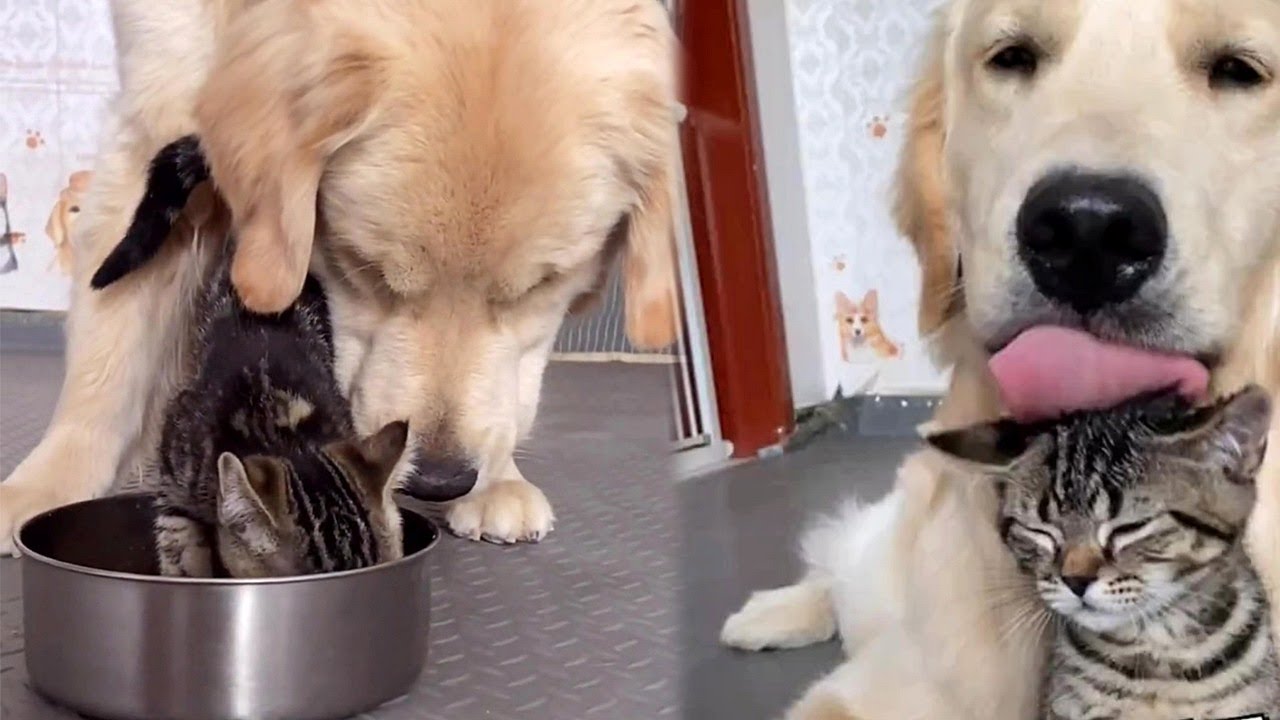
(45, 170, 92, 275)
(0, 0, 678, 551)
(722, 0, 1280, 718)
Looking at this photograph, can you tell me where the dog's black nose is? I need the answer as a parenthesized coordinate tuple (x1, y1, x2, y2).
(1061, 574, 1094, 598)
(1016, 171, 1167, 314)
(399, 453, 478, 502)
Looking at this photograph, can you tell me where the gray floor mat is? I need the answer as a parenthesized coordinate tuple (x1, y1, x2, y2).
(678, 431, 914, 720)
(0, 355, 677, 720)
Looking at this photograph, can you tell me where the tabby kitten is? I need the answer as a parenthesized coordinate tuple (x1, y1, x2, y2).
(926, 386, 1279, 720)
(94, 136, 409, 578)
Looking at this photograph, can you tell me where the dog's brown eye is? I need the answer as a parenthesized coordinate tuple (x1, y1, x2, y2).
(69, 205, 80, 213)
(1209, 54, 1267, 90)
(988, 44, 1039, 76)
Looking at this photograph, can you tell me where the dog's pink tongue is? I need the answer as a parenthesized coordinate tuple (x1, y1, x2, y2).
(988, 326, 1210, 422)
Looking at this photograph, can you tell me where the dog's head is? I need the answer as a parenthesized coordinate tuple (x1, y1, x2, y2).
(195, 0, 679, 495)
(45, 170, 92, 250)
(197, 0, 677, 342)
(899, 0, 1280, 417)
(836, 290, 881, 340)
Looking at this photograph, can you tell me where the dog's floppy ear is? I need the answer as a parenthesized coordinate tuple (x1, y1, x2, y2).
(621, 118, 680, 350)
(616, 10, 681, 352)
(893, 14, 959, 337)
(196, 2, 384, 314)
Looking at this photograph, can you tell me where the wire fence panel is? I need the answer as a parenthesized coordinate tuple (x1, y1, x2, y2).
(552, 261, 674, 362)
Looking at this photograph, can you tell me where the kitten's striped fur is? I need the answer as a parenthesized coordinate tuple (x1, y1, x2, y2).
(928, 387, 1279, 720)
(98, 136, 410, 578)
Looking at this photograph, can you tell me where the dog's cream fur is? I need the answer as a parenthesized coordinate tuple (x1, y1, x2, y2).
(722, 1, 1280, 718)
(0, 0, 679, 550)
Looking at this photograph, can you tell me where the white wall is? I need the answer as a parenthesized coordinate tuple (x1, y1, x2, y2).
(0, 0, 116, 311)
(745, 0, 827, 408)
(758, 0, 952, 403)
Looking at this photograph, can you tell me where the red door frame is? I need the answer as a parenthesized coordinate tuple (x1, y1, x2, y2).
(676, 0, 795, 458)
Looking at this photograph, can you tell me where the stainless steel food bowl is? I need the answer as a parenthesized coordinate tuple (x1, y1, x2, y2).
(17, 493, 439, 720)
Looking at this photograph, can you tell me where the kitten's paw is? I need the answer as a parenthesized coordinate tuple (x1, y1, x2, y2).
(446, 481, 555, 544)
(721, 582, 837, 651)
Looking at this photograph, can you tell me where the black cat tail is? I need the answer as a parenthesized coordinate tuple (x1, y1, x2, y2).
(90, 135, 210, 290)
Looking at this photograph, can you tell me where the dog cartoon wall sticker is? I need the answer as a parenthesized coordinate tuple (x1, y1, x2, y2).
(0, 173, 25, 275)
(834, 289, 901, 361)
(45, 171, 92, 275)
(0, 170, 93, 278)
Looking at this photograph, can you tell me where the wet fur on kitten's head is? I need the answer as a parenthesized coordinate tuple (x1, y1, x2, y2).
(216, 420, 410, 577)
(924, 386, 1271, 633)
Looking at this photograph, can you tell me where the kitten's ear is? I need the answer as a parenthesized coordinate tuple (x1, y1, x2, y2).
(326, 421, 410, 497)
(923, 419, 1043, 472)
(1154, 385, 1272, 483)
(216, 452, 291, 527)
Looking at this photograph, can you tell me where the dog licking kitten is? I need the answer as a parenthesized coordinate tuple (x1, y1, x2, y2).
(926, 386, 1278, 720)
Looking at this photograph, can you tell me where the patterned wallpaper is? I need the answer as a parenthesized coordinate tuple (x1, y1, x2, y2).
(0, 0, 116, 311)
(784, 0, 950, 396)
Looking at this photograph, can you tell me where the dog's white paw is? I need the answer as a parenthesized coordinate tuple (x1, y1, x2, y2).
(0, 439, 109, 556)
(720, 582, 837, 651)
(0, 479, 68, 557)
(0, 484, 21, 557)
(446, 480, 554, 544)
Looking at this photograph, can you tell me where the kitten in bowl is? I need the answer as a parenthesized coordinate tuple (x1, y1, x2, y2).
(92, 136, 409, 578)
(925, 385, 1278, 720)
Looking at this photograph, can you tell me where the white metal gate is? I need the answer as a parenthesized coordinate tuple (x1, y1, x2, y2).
(668, 112, 729, 475)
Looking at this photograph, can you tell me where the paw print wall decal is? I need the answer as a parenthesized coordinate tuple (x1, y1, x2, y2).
(25, 130, 46, 150)
(867, 116, 888, 139)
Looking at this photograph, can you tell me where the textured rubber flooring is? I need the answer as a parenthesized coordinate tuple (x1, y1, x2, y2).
(679, 431, 914, 720)
(0, 354, 677, 720)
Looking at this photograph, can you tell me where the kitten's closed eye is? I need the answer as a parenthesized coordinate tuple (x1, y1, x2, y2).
(1100, 517, 1163, 554)
(1005, 519, 1060, 556)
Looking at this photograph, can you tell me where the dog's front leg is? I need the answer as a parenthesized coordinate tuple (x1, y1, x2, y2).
(0, 136, 195, 554)
(445, 334, 556, 544)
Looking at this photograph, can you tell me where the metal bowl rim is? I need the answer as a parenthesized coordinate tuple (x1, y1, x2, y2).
(15, 492, 440, 587)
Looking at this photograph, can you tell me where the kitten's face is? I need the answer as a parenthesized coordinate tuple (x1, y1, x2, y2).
(998, 457, 1251, 632)
(927, 386, 1271, 634)
(215, 421, 410, 578)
